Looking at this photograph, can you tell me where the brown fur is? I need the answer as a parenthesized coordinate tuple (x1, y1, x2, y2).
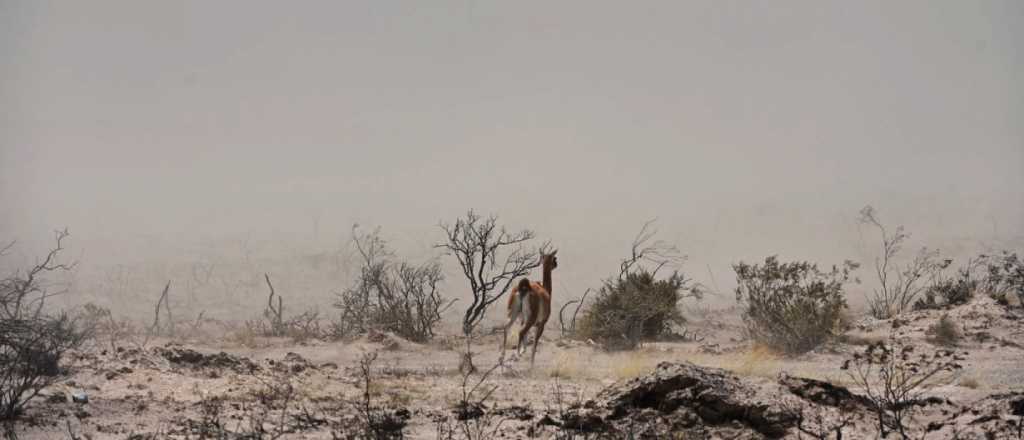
(501, 250, 558, 364)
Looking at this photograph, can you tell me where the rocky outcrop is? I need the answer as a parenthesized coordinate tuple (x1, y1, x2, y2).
(562, 362, 806, 438)
(929, 392, 1024, 438)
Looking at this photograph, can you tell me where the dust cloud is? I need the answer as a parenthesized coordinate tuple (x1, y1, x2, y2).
(2, 1, 1021, 319)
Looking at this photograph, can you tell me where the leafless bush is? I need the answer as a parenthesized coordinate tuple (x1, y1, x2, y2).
(734, 256, 857, 355)
(186, 373, 297, 439)
(859, 206, 951, 319)
(437, 211, 548, 335)
(435, 357, 508, 440)
(76, 302, 138, 352)
(244, 273, 325, 342)
(779, 401, 854, 440)
(577, 221, 703, 351)
(332, 226, 452, 343)
(192, 393, 229, 439)
(340, 351, 408, 440)
(0, 229, 89, 420)
(841, 338, 962, 439)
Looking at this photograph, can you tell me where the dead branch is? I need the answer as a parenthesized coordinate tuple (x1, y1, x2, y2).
(437, 210, 549, 334)
(619, 219, 684, 280)
(0, 229, 74, 321)
(264, 273, 284, 336)
(144, 281, 171, 345)
(558, 288, 591, 337)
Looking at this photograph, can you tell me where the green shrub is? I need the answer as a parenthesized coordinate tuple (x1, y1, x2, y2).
(733, 256, 858, 355)
(578, 270, 700, 351)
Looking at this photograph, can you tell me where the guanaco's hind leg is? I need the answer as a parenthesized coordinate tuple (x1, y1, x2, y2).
(500, 304, 522, 360)
(530, 320, 547, 365)
(516, 315, 536, 357)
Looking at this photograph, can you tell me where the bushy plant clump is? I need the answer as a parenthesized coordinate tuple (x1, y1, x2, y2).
(578, 270, 701, 351)
(733, 256, 858, 355)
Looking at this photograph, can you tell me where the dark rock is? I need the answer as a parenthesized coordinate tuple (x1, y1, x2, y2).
(373, 407, 410, 433)
(153, 344, 259, 374)
(779, 374, 872, 409)
(454, 401, 485, 421)
(494, 405, 534, 421)
(1010, 395, 1024, 416)
(275, 352, 314, 373)
(587, 362, 798, 438)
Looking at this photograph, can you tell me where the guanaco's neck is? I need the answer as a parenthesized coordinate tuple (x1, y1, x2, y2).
(543, 263, 553, 296)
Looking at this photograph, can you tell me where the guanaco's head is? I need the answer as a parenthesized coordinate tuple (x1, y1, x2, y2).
(541, 249, 558, 270)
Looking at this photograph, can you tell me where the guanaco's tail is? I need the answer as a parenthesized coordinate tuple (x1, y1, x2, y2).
(516, 277, 531, 294)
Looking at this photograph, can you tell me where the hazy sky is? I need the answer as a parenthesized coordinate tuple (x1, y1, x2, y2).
(2, 1, 1022, 299)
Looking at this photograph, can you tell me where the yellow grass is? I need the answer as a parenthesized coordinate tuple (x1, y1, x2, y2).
(959, 376, 983, 390)
(547, 350, 587, 379)
(609, 352, 660, 380)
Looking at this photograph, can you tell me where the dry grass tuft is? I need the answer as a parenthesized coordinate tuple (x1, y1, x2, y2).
(730, 345, 782, 377)
(609, 353, 660, 380)
(927, 314, 961, 347)
(959, 376, 982, 390)
(548, 350, 587, 379)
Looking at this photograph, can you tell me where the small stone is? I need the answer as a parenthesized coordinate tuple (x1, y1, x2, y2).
(71, 391, 89, 404)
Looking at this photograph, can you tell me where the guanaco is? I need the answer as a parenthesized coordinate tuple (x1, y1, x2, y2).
(500, 250, 558, 364)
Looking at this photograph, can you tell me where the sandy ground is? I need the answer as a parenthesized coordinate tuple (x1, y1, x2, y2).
(7, 296, 1024, 439)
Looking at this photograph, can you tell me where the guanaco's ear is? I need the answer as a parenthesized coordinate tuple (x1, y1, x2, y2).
(550, 249, 558, 256)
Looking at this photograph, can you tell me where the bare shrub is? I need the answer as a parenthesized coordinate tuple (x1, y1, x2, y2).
(437, 210, 548, 335)
(733, 256, 858, 355)
(926, 314, 961, 347)
(186, 373, 297, 439)
(76, 302, 138, 352)
(238, 273, 325, 343)
(332, 226, 451, 343)
(435, 357, 508, 440)
(342, 351, 408, 440)
(859, 206, 951, 319)
(0, 230, 89, 420)
(576, 221, 703, 351)
(841, 339, 962, 439)
(780, 401, 855, 440)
